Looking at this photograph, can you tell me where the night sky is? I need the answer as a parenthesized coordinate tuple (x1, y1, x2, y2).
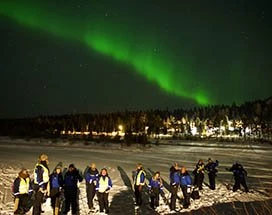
(0, 0, 271, 118)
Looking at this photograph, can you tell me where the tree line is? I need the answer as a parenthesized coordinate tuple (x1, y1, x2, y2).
(0, 97, 271, 142)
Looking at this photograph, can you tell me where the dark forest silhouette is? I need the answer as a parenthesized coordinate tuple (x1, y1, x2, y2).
(0, 97, 271, 144)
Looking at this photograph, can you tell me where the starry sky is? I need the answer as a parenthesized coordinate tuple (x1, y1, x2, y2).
(0, 0, 271, 118)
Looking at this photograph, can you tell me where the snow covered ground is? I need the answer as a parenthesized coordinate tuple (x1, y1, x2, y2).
(0, 137, 271, 214)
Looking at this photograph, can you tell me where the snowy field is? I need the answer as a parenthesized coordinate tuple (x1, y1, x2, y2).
(0, 137, 271, 215)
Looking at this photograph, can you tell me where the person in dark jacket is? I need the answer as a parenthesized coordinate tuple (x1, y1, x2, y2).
(226, 162, 249, 192)
(33, 153, 50, 215)
(148, 171, 163, 209)
(84, 163, 99, 211)
(180, 167, 192, 209)
(133, 163, 146, 207)
(169, 163, 180, 211)
(13, 168, 33, 215)
(63, 164, 83, 215)
(49, 164, 64, 215)
(193, 159, 205, 190)
(205, 158, 219, 190)
(96, 168, 112, 214)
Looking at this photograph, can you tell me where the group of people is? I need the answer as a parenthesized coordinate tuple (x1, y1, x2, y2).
(133, 159, 248, 212)
(13, 154, 112, 215)
(12, 154, 249, 214)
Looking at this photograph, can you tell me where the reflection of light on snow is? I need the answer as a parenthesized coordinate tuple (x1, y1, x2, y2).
(167, 128, 175, 133)
(64, 131, 91, 135)
(229, 126, 234, 131)
(191, 126, 197, 136)
(111, 131, 118, 136)
(158, 134, 172, 138)
(245, 127, 251, 134)
(220, 126, 225, 131)
(206, 128, 215, 136)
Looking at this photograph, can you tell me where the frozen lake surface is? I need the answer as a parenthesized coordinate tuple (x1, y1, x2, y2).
(0, 138, 271, 214)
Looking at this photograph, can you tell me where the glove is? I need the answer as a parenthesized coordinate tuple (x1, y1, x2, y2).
(105, 188, 110, 193)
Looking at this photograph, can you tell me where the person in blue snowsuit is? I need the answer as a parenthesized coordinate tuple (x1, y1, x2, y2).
(96, 168, 112, 214)
(133, 163, 146, 206)
(205, 158, 219, 190)
(63, 164, 83, 215)
(180, 167, 192, 209)
(148, 171, 164, 209)
(226, 162, 249, 192)
(84, 163, 99, 211)
(169, 163, 180, 211)
(49, 164, 64, 215)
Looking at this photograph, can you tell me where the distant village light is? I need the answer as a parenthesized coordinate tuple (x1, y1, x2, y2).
(118, 125, 123, 131)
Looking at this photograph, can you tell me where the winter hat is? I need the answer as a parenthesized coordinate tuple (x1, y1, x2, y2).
(69, 163, 75, 169)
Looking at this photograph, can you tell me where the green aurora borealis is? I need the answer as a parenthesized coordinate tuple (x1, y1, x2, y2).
(0, 0, 271, 116)
(0, 1, 212, 105)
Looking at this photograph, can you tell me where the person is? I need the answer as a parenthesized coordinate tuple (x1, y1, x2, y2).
(180, 167, 192, 209)
(13, 168, 33, 215)
(169, 162, 180, 211)
(193, 159, 205, 190)
(205, 158, 219, 190)
(226, 162, 249, 192)
(133, 163, 146, 207)
(33, 153, 50, 215)
(96, 168, 112, 214)
(84, 163, 99, 212)
(148, 171, 163, 209)
(49, 164, 64, 215)
(63, 164, 83, 215)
